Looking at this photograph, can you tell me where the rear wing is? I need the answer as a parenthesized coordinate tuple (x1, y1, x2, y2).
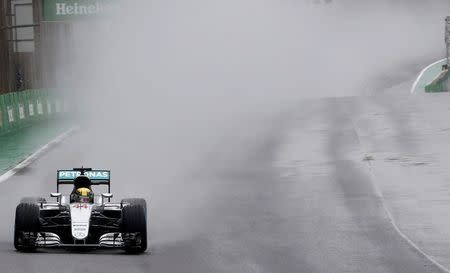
(56, 168, 111, 193)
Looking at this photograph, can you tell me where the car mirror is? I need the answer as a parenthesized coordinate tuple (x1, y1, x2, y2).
(51, 193, 62, 198)
(101, 193, 113, 205)
(101, 193, 113, 199)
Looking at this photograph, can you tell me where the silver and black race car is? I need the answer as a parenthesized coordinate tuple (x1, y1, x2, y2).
(14, 167, 147, 253)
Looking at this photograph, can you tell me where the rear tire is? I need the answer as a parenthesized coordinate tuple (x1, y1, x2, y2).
(20, 197, 46, 204)
(121, 204, 147, 253)
(14, 203, 40, 252)
(121, 198, 147, 213)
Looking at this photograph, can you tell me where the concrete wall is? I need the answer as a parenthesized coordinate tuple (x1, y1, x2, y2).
(0, 0, 12, 93)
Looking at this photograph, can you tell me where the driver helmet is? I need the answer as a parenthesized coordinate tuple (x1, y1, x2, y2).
(76, 187, 93, 203)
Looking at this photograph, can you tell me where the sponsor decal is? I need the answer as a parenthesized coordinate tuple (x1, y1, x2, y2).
(43, 0, 119, 21)
(58, 170, 110, 180)
(70, 204, 92, 239)
(73, 203, 88, 209)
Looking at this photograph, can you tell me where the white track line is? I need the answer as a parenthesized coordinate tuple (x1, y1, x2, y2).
(366, 162, 450, 273)
(346, 100, 450, 273)
(411, 58, 446, 94)
(0, 126, 79, 184)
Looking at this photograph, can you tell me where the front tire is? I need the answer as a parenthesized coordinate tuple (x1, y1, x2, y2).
(14, 203, 40, 252)
(121, 204, 147, 253)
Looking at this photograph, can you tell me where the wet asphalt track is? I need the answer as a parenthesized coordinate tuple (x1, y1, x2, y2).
(1, 0, 448, 271)
(0, 93, 448, 273)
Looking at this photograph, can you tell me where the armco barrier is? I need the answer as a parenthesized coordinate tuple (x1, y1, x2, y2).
(0, 89, 68, 135)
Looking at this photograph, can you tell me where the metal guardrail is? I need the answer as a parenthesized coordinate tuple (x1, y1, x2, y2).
(0, 23, 39, 31)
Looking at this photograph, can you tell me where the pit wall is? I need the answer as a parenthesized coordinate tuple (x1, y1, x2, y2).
(0, 89, 69, 135)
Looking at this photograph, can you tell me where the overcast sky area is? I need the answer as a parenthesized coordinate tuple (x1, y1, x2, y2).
(66, 0, 449, 109)
(64, 0, 450, 137)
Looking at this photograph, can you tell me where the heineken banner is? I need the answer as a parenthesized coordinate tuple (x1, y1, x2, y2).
(42, 0, 117, 21)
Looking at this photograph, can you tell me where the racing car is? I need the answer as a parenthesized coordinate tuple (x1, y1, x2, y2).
(14, 167, 147, 253)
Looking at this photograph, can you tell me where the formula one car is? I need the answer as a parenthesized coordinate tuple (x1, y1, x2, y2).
(14, 168, 147, 253)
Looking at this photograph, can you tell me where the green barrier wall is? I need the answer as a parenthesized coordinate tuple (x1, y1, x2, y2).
(0, 89, 69, 135)
(425, 69, 450, 93)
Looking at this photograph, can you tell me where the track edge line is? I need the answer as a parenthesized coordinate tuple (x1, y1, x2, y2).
(367, 162, 450, 273)
(0, 125, 80, 184)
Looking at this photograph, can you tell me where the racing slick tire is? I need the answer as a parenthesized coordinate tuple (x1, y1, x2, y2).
(121, 204, 147, 253)
(14, 203, 40, 252)
(20, 197, 46, 204)
(121, 198, 147, 213)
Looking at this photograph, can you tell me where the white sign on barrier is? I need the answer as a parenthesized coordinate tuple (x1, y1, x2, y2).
(7, 106, 14, 122)
(55, 99, 61, 113)
(18, 104, 25, 120)
(29, 103, 34, 116)
(47, 100, 52, 114)
(63, 99, 69, 112)
(37, 100, 43, 114)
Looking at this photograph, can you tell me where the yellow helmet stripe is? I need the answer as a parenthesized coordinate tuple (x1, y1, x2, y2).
(77, 187, 91, 196)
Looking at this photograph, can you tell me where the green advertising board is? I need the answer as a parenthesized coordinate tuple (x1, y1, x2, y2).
(42, 0, 117, 21)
